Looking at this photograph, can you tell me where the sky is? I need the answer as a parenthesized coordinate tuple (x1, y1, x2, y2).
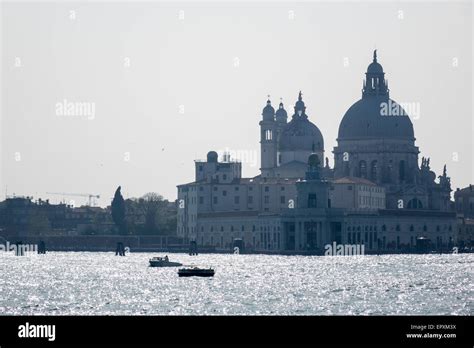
(1, 0, 472, 207)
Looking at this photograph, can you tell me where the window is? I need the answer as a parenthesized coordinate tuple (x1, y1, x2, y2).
(348, 185, 352, 191)
(281, 186, 285, 191)
(249, 186, 253, 191)
(371, 160, 377, 181)
(223, 174, 227, 180)
(222, 190, 227, 196)
(213, 197, 218, 204)
(280, 196, 286, 204)
(213, 186, 217, 191)
(234, 196, 240, 204)
(235, 186, 239, 191)
(359, 160, 367, 178)
(248, 196, 254, 204)
(264, 196, 269, 204)
(199, 197, 204, 204)
(265, 186, 269, 192)
(199, 186, 203, 191)
(308, 193, 317, 208)
(265, 129, 273, 140)
(407, 198, 423, 209)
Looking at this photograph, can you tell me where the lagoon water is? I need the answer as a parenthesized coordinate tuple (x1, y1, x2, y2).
(0, 252, 472, 315)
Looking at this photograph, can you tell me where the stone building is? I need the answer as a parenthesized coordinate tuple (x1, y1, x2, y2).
(177, 51, 457, 253)
(454, 185, 474, 248)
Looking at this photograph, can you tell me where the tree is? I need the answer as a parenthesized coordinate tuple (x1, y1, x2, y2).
(111, 186, 126, 234)
(139, 193, 163, 234)
(124, 193, 177, 235)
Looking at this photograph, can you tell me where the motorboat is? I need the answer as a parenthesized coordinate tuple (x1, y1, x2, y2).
(178, 267, 215, 277)
(149, 256, 182, 267)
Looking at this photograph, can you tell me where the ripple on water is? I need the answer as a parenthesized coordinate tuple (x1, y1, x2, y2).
(0, 252, 472, 315)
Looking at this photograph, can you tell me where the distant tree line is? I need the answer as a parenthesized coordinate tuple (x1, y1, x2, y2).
(111, 187, 177, 235)
(0, 187, 177, 237)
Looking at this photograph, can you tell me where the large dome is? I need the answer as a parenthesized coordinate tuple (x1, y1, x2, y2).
(338, 96, 415, 140)
(279, 116, 324, 151)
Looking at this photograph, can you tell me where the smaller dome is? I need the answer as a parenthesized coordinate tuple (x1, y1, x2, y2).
(279, 117, 324, 152)
(294, 91, 306, 114)
(367, 61, 383, 74)
(262, 99, 275, 121)
(367, 50, 384, 74)
(275, 102, 287, 122)
(207, 151, 218, 163)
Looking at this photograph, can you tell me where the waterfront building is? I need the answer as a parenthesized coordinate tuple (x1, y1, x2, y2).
(454, 185, 474, 248)
(177, 51, 457, 253)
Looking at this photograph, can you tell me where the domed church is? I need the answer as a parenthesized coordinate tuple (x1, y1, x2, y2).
(260, 91, 328, 179)
(333, 50, 452, 211)
(177, 51, 457, 253)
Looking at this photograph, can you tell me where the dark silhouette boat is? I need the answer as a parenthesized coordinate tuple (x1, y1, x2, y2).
(149, 256, 182, 267)
(178, 267, 215, 277)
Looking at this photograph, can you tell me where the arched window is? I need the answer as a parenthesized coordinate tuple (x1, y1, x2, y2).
(359, 160, 367, 178)
(308, 194, 317, 208)
(265, 130, 273, 140)
(370, 160, 378, 181)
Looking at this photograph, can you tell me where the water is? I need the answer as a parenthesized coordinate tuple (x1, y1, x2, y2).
(0, 252, 472, 315)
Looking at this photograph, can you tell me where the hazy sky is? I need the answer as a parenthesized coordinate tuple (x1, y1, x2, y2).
(1, 1, 472, 207)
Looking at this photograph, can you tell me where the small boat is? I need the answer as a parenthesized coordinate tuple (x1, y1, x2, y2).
(178, 267, 215, 277)
(149, 256, 182, 267)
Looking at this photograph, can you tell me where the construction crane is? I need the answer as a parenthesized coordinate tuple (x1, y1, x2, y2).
(46, 192, 101, 207)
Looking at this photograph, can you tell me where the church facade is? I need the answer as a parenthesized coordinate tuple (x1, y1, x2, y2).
(177, 51, 457, 253)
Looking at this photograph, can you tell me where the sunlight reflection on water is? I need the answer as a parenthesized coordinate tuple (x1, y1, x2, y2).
(1, 252, 472, 315)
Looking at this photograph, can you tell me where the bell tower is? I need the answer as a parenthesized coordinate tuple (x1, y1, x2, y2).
(260, 97, 276, 177)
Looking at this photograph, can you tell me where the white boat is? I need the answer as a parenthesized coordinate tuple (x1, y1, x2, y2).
(149, 256, 182, 267)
